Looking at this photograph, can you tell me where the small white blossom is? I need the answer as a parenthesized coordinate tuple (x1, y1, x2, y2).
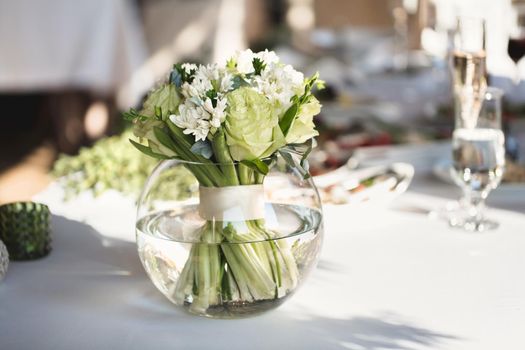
(170, 102, 212, 141)
(255, 50, 279, 65)
(181, 63, 197, 75)
(187, 120, 210, 141)
(235, 49, 255, 74)
(282, 65, 304, 89)
(181, 82, 199, 99)
(181, 78, 212, 100)
(195, 64, 220, 82)
(202, 98, 215, 115)
(202, 97, 227, 128)
(211, 98, 227, 127)
(252, 63, 304, 114)
(219, 72, 234, 93)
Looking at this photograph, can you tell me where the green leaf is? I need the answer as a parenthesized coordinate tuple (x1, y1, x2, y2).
(205, 89, 218, 107)
(226, 58, 236, 70)
(231, 75, 249, 90)
(252, 57, 266, 75)
(154, 106, 162, 119)
(122, 108, 148, 122)
(153, 127, 177, 152)
(129, 139, 170, 159)
(298, 72, 321, 104)
(279, 103, 298, 136)
(278, 149, 311, 180)
(170, 63, 197, 86)
(240, 159, 269, 175)
(301, 159, 311, 178)
(283, 139, 313, 155)
(300, 138, 314, 162)
(190, 140, 213, 159)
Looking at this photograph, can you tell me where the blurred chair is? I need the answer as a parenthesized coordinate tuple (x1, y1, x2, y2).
(0, 0, 147, 153)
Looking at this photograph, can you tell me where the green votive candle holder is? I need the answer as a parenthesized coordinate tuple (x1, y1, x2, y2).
(0, 202, 51, 260)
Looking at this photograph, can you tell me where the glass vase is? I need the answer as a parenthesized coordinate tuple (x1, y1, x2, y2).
(135, 153, 324, 318)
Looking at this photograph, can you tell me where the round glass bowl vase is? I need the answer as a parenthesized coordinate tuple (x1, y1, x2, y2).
(136, 155, 324, 318)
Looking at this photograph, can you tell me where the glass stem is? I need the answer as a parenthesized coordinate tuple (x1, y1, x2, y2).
(464, 190, 486, 223)
(514, 64, 521, 85)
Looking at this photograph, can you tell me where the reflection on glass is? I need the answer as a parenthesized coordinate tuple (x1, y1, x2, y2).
(449, 87, 505, 232)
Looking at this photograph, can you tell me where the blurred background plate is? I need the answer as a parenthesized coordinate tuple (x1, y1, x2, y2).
(314, 161, 414, 206)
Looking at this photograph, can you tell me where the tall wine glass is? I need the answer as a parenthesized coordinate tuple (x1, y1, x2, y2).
(449, 87, 505, 232)
(452, 17, 487, 129)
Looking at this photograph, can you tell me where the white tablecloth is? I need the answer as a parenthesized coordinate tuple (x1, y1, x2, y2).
(1, 142, 524, 350)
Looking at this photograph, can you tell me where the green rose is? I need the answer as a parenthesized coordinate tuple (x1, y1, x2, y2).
(141, 83, 180, 120)
(225, 87, 285, 161)
(285, 98, 321, 144)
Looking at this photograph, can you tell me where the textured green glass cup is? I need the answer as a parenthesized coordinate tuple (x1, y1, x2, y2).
(0, 202, 51, 260)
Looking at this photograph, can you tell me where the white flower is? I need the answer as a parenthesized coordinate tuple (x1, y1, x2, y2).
(235, 49, 255, 74)
(219, 72, 234, 93)
(255, 50, 279, 65)
(211, 98, 227, 127)
(181, 63, 197, 75)
(202, 97, 227, 128)
(181, 78, 212, 100)
(170, 102, 212, 141)
(181, 82, 199, 99)
(282, 64, 304, 90)
(172, 62, 235, 140)
(195, 64, 220, 82)
(252, 63, 304, 115)
(169, 109, 195, 132)
(202, 98, 215, 115)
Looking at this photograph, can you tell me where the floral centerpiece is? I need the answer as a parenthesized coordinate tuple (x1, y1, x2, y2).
(125, 49, 323, 317)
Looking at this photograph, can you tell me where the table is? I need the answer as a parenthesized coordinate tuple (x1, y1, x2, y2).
(1, 142, 524, 350)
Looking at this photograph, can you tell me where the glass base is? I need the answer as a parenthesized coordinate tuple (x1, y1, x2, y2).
(448, 216, 499, 232)
(428, 200, 461, 221)
(430, 200, 499, 232)
(182, 295, 291, 319)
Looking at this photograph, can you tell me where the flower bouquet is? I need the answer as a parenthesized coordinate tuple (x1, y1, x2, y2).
(126, 49, 323, 317)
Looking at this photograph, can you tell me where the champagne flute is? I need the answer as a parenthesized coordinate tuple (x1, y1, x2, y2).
(452, 17, 488, 129)
(389, 0, 409, 71)
(449, 87, 505, 232)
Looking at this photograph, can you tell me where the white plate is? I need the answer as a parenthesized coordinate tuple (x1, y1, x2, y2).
(314, 162, 414, 206)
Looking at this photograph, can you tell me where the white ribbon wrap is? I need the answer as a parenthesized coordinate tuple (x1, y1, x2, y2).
(198, 185, 265, 221)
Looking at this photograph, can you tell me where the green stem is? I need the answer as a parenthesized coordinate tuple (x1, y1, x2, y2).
(211, 129, 239, 186)
(255, 172, 265, 184)
(191, 243, 211, 313)
(238, 163, 253, 185)
(167, 135, 302, 310)
(174, 250, 195, 302)
(221, 245, 254, 301)
(166, 120, 226, 187)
